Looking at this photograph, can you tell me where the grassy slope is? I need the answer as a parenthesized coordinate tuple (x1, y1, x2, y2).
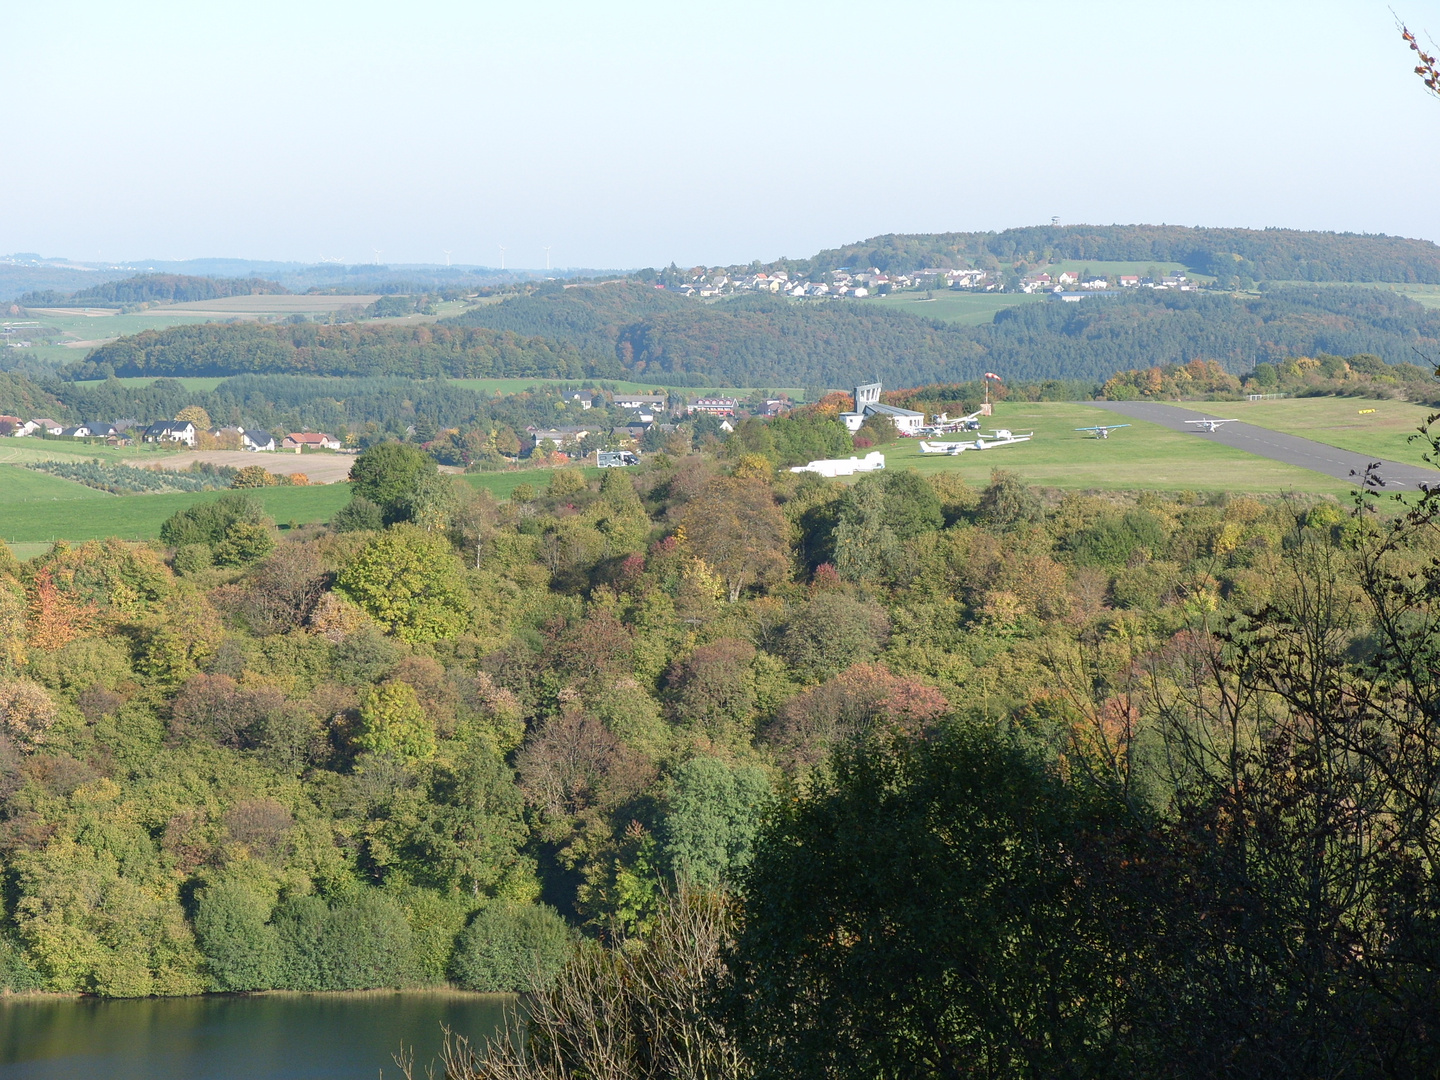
(1225, 397, 1440, 468)
(0, 471, 353, 543)
(870, 292, 1044, 326)
(462, 467, 601, 500)
(0, 441, 190, 465)
(879, 402, 1352, 495)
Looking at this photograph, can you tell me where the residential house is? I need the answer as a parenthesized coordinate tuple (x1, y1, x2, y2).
(570, 391, 595, 410)
(690, 397, 738, 416)
(142, 420, 197, 446)
(61, 423, 116, 438)
(613, 393, 667, 411)
(0, 415, 21, 434)
(1056, 271, 1080, 286)
(20, 418, 64, 437)
(242, 429, 276, 452)
(283, 432, 341, 451)
(531, 426, 591, 450)
(1119, 275, 1140, 287)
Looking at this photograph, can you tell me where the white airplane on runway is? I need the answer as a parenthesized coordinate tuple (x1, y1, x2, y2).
(918, 429, 1034, 454)
(1075, 424, 1130, 439)
(1185, 417, 1239, 432)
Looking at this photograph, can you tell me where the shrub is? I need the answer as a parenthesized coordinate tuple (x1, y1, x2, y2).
(331, 496, 384, 532)
(172, 543, 213, 576)
(231, 465, 280, 488)
(160, 492, 267, 547)
(449, 902, 572, 992)
(273, 892, 417, 991)
(194, 880, 283, 992)
(212, 521, 276, 567)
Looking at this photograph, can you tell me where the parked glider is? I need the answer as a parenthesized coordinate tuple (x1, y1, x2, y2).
(1184, 418, 1239, 432)
(1075, 424, 1131, 439)
(918, 429, 1034, 455)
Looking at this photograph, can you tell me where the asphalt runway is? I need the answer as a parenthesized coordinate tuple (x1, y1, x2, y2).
(1088, 401, 1439, 490)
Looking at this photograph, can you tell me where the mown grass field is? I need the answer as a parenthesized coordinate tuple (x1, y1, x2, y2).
(0, 459, 597, 554)
(0, 440, 187, 465)
(1226, 397, 1440, 468)
(879, 402, 1353, 495)
(0, 473, 353, 545)
(870, 292, 1043, 325)
(462, 467, 601, 500)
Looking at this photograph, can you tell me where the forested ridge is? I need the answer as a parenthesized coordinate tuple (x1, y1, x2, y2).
(19, 274, 290, 308)
(70, 321, 617, 380)
(1, 428, 1439, 1078)
(53, 282, 1440, 391)
(457, 283, 1440, 386)
(785, 223, 1440, 281)
(445, 281, 691, 356)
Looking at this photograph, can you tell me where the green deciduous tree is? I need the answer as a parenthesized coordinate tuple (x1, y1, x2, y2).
(335, 525, 471, 643)
(357, 680, 436, 761)
(660, 756, 771, 888)
(347, 441, 438, 523)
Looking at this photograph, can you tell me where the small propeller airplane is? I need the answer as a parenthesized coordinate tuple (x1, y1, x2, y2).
(918, 429, 1034, 455)
(1075, 424, 1130, 439)
(1184, 417, 1240, 432)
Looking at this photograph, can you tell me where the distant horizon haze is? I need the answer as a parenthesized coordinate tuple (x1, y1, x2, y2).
(3, 1, 1436, 268)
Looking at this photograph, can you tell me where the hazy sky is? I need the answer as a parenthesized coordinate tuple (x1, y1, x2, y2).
(4, 1, 1439, 269)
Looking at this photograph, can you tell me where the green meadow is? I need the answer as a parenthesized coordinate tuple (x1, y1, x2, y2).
(0, 460, 596, 552)
(878, 402, 1352, 496)
(871, 291, 1043, 325)
(0, 473, 352, 545)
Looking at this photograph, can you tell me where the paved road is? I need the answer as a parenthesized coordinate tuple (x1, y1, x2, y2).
(1088, 401, 1439, 490)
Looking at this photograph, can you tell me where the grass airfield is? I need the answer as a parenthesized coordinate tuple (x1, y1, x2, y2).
(1225, 397, 1439, 467)
(883, 402, 1354, 496)
(4, 397, 1431, 557)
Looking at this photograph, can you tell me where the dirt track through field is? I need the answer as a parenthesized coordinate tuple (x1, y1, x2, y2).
(1089, 401, 1439, 490)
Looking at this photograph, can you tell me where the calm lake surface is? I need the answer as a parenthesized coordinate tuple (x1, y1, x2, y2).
(0, 992, 513, 1080)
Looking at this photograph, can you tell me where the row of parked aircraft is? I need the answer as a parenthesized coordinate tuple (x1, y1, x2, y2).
(916, 416, 1241, 456)
(918, 429, 1034, 454)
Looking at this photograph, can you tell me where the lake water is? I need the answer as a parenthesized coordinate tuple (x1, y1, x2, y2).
(0, 992, 513, 1080)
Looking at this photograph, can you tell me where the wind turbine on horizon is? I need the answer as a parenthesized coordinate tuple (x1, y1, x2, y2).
(373, 249, 382, 266)
(499, 244, 506, 270)
(443, 250, 452, 267)
(544, 246, 551, 271)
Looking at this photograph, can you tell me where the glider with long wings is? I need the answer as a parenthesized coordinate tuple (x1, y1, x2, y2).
(1184, 418, 1239, 432)
(918, 429, 1034, 455)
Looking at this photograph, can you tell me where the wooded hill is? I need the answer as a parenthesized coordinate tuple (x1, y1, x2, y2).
(779, 224, 1440, 282)
(54, 281, 1440, 390)
(19, 274, 291, 308)
(68, 322, 613, 380)
(450, 283, 1440, 387)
